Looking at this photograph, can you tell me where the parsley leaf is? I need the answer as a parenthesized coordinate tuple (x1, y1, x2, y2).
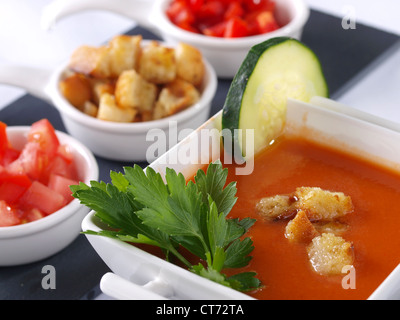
(72, 160, 261, 292)
(70, 181, 184, 265)
(194, 161, 237, 216)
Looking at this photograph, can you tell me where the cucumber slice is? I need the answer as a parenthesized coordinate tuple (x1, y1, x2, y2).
(222, 37, 328, 160)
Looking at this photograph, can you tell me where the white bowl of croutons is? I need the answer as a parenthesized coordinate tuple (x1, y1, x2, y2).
(42, 0, 309, 78)
(0, 37, 217, 162)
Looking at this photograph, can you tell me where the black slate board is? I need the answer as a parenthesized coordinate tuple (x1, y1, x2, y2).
(0, 10, 399, 300)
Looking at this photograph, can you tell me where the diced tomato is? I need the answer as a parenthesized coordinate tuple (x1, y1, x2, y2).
(0, 122, 8, 157)
(177, 21, 200, 33)
(52, 144, 80, 180)
(166, 0, 279, 38)
(0, 167, 32, 204)
(0, 119, 80, 226)
(48, 174, 78, 202)
(2, 148, 20, 166)
(196, 1, 225, 24)
(45, 155, 69, 180)
(57, 144, 74, 164)
(245, 8, 278, 35)
(166, 1, 194, 25)
(28, 118, 60, 157)
(243, 0, 275, 12)
(8, 119, 61, 181)
(224, 2, 245, 20)
(255, 10, 279, 33)
(176, 7, 196, 27)
(203, 20, 228, 37)
(19, 181, 66, 215)
(188, 0, 204, 12)
(0, 200, 21, 227)
(224, 17, 249, 38)
(0, 122, 20, 166)
(25, 208, 45, 223)
(8, 141, 49, 181)
(40, 153, 79, 185)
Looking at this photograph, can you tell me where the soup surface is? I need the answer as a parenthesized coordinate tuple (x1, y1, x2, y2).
(223, 134, 400, 300)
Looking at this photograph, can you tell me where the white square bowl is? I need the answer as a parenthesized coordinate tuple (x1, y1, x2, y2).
(82, 97, 400, 300)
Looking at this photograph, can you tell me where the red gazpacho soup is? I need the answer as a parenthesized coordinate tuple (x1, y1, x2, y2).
(222, 133, 400, 300)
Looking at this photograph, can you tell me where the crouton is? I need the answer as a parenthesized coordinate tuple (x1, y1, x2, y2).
(59, 73, 92, 109)
(97, 93, 137, 122)
(139, 41, 176, 84)
(91, 79, 115, 105)
(138, 110, 153, 122)
(63, 38, 207, 124)
(256, 194, 297, 220)
(285, 210, 320, 244)
(307, 233, 354, 275)
(314, 221, 349, 236)
(295, 187, 354, 221)
(175, 42, 205, 87)
(69, 45, 111, 78)
(108, 35, 142, 77)
(115, 69, 157, 112)
(153, 78, 200, 119)
(256, 187, 353, 222)
(82, 101, 98, 118)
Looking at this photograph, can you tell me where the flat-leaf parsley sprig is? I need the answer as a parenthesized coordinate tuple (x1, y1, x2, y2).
(71, 160, 261, 292)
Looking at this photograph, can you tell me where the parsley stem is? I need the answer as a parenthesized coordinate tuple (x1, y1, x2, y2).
(169, 246, 192, 268)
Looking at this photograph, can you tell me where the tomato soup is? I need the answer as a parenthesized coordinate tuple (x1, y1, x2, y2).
(223, 134, 400, 300)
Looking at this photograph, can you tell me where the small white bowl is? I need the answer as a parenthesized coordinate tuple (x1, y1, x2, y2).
(42, 0, 310, 78)
(0, 40, 217, 162)
(0, 126, 98, 266)
(82, 97, 400, 300)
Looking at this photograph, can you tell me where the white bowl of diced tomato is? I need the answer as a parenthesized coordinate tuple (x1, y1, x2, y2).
(160, 0, 310, 77)
(0, 119, 98, 266)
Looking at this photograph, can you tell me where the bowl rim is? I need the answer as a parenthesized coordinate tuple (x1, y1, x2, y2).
(46, 41, 218, 134)
(0, 127, 99, 239)
(152, 0, 310, 49)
